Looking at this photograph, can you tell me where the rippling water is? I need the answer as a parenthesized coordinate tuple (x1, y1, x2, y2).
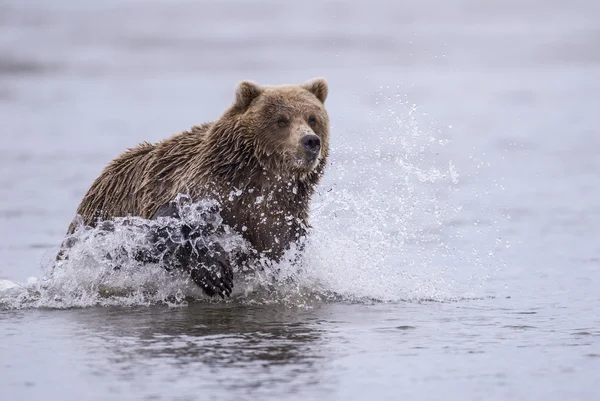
(1, 0, 600, 400)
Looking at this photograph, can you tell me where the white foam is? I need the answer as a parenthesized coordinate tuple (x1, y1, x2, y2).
(0, 280, 20, 291)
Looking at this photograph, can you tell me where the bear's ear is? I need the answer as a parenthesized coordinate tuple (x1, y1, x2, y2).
(234, 80, 263, 110)
(302, 78, 328, 103)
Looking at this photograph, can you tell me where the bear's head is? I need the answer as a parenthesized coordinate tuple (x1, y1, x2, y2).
(217, 78, 330, 184)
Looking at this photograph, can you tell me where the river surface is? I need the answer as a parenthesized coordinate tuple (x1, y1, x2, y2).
(1, 0, 600, 400)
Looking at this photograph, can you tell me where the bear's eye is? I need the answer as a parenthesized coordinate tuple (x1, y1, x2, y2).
(277, 118, 289, 128)
(308, 115, 317, 127)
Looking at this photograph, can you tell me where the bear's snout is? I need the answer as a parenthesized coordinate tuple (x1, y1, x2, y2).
(302, 134, 321, 155)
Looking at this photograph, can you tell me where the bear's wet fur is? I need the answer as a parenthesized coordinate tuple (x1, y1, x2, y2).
(59, 78, 330, 297)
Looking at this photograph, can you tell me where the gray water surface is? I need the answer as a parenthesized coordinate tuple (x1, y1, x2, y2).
(1, 0, 600, 400)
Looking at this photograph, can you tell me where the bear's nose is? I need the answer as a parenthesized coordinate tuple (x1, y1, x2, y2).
(302, 135, 321, 154)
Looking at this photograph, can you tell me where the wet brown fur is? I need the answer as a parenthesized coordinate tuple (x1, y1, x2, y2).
(67, 78, 330, 259)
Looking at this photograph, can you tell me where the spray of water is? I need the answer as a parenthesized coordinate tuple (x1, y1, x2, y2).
(0, 97, 497, 309)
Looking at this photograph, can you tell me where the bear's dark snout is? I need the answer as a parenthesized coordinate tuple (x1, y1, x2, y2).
(302, 135, 321, 154)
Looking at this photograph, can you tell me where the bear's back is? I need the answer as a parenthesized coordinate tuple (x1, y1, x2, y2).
(69, 142, 156, 232)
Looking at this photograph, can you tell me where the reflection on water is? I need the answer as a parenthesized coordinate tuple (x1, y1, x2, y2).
(68, 304, 328, 396)
(4, 300, 599, 400)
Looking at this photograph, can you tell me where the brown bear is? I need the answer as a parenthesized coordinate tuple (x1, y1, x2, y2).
(59, 78, 330, 298)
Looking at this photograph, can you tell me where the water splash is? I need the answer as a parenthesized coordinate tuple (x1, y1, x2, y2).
(0, 98, 498, 310)
(286, 101, 478, 303)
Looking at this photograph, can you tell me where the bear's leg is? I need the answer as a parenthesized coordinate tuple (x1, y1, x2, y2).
(168, 233, 233, 298)
(145, 201, 234, 298)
